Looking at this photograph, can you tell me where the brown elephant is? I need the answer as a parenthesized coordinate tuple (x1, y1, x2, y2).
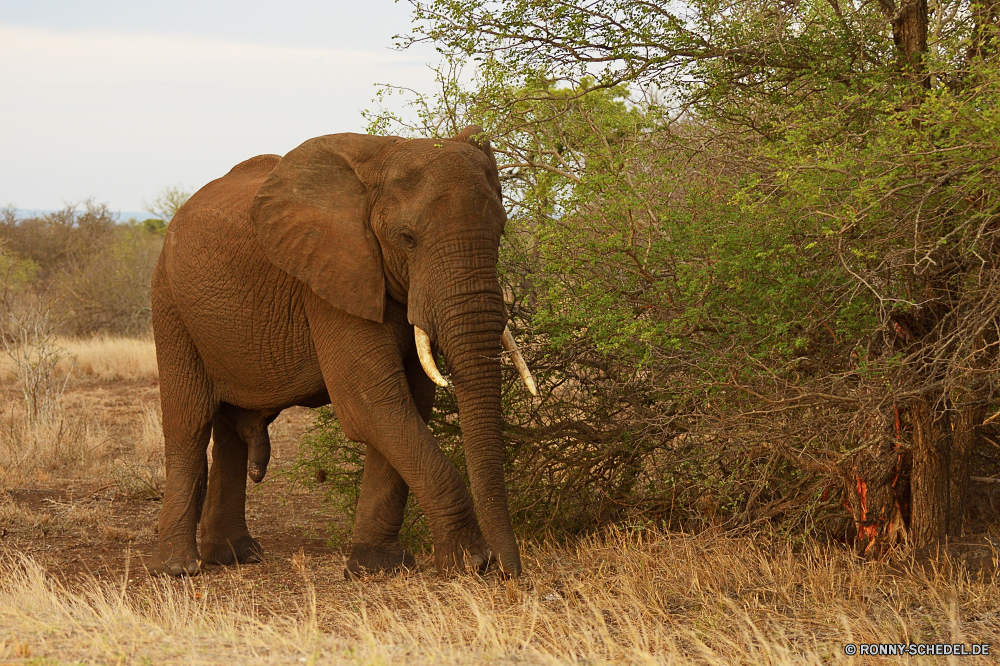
(148, 126, 536, 579)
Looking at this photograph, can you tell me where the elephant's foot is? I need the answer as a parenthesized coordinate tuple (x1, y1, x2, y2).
(344, 543, 416, 579)
(201, 535, 264, 565)
(433, 526, 493, 575)
(148, 540, 201, 576)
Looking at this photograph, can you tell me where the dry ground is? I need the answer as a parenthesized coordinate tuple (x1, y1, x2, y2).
(1, 337, 999, 664)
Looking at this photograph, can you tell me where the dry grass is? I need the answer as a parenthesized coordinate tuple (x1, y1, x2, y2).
(0, 330, 163, 492)
(0, 334, 163, 491)
(0, 334, 158, 384)
(0, 401, 163, 494)
(60, 335, 158, 382)
(1, 334, 997, 664)
(1, 529, 998, 665)
(0, 492, 154, 544)
(0, 410, 109, 489)
(108, 405, 166, 500)
(0, 494, 114, 539)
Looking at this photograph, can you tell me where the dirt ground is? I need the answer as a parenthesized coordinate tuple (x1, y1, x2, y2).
(0, 375, 359, 613)
(5, 378, 1000, 599)
(3, 371, 1000, 665)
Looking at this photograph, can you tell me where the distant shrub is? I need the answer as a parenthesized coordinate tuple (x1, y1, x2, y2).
(142, 185, 191, 225)
(142, 218, 168, 235)
(1, 203, 164, 337)
(55, 225, 163, 336)
(0, 202, 117, 283)
(0, 245, 38, 295)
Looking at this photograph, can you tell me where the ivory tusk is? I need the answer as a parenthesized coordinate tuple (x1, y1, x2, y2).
(502, 326, 539, 397)
(414, 326, 449, 387)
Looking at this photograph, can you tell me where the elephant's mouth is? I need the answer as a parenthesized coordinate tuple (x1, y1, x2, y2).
(414, 326, 537, 396)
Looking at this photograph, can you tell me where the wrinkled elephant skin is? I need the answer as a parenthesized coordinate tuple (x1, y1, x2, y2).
(149, 127, 523, 579)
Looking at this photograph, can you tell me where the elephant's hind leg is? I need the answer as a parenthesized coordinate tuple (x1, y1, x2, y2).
(346, 445, 416, 578)
(200, 412, 264, 565)
(149, 288, 215, 576)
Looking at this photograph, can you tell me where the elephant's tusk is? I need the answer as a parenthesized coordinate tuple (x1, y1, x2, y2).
(414, 326, 450, 388)
(502, 326, 538, 397)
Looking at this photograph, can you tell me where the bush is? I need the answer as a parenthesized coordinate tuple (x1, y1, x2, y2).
(290, 407, 434, 551)
(0, 242, 37, 296)
(1, 204, 163, 337)
(0, 202, 117, 283)
(54, 225, 163, 336)
(1, 292, 75, 421)
(321, 0, 1000, 548)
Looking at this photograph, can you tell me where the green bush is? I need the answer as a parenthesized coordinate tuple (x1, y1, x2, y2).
(0, 241, 38, 297)
(297, 0, 1000, 545)
(290, 407, 435, 552)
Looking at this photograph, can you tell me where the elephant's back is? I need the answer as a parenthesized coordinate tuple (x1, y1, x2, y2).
(156, 154, 325, 406)
(161, 153, 285, 305)
(170, 154, 281, 238)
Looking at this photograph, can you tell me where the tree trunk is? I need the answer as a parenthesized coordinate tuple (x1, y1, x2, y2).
(845, 430, 909, 555)
(909, 395, 982, 547)
(892, 0, 928, 61)
(884, 0, 967, 553)
(909, 398, 949, 545)
(949, 402, 981, 531)
(879, 0, 929, 86)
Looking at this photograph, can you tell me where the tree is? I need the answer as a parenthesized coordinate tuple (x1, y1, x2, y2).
(0, 201, 117, 283)
(388, 0, 1000, 547)
(142, 185, 191, 225)
(55, 225, 164, 336)
(0, 203, 166, 337)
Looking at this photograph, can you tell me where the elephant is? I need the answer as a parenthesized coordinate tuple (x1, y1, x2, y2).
(148, 125, 536, 579)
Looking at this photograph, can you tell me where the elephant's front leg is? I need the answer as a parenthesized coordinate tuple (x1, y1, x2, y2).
(199, 413, 264, 565)
(307, 296, 490, 574)
(346, 349, 437, 577)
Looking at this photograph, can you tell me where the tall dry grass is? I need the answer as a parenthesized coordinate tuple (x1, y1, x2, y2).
(0, 335, 158, 384)
(108, 405, 165, 500)
(60, 335, 158, 382)
(0, 403, 163, 494)
(1, 529, 997, 665)
(0, 334, 161, 490)
(1, 335, 996, 664)
(0, 410, 108, 489)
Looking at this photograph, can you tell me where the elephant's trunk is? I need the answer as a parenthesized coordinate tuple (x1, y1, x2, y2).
(435, 288, 522, 578)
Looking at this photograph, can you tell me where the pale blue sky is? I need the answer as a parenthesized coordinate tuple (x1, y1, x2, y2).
(0, 1, 439, 214)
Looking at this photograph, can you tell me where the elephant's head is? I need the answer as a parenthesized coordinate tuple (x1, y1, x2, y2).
(248, 126, 534, 577)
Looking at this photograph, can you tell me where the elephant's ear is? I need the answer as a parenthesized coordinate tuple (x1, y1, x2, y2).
(450, 125, 502, 197)
(250, 134, 394, 323)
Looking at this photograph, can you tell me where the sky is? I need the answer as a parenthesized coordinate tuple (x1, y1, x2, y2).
(0, 1, 440, 216)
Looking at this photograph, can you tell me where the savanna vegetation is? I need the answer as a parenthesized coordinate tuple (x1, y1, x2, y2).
(2, 0, 1000, 662)
(313, 0, 1000, 555)
(1, 201, 168, 340)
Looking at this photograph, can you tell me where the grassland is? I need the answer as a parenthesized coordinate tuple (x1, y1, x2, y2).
(0, 335, 158, 384)
(1, 337, 997, 665)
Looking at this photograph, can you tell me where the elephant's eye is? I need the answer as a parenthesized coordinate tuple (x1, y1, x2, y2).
(398, 230, 417, 251)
